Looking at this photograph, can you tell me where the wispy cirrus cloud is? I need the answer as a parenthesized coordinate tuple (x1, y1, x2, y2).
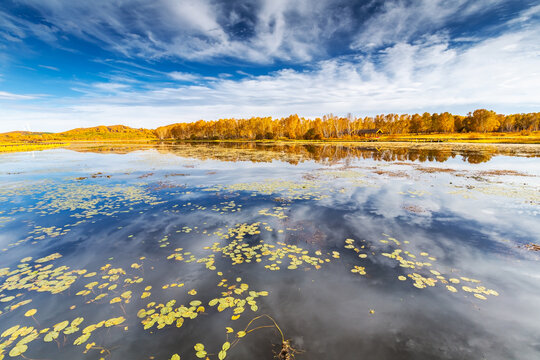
(351, 0, 507, 49)
(0, 90, 38, 100)
(0, 9, 58, 44)
(3, 0, 357, 63)
(3, 0, 520, 64)
(38, 64, 59, 71)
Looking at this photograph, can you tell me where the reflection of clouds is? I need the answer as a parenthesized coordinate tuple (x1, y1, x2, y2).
(435, 188, 540, 245)
(257, 252, 538, 359)
(448, 253, 540, 359)
(352, 182, 436, 227)
(367, 186, 407, 219)
(342, 208, 540, 357)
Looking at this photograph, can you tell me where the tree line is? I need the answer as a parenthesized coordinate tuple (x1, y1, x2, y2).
(2, 109, 538, 142)
(155, 109, 539, 140)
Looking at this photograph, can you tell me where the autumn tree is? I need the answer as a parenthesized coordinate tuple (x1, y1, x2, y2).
(409, 114, 423, 133)
(438, 112, 455, 133)
(421, 112, 431, 133)
(466, 109, 500, 132)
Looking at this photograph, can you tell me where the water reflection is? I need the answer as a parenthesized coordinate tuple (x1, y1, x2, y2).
(68, 141, 540, 164)
(0, 144, 539, 360)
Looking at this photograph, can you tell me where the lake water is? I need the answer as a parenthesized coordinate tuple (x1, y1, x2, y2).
(1, 142, 539, 360)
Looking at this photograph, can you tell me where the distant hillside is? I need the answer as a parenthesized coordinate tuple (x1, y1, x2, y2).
(0, 125, 156, 142)
(56, 125, 156, 140)
(0, 131, 53, 142)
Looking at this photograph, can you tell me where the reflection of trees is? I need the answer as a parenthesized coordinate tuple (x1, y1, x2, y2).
(461, 150, 496, 164)
(71, 142, 505, 164)
(171, 143, 501, 164)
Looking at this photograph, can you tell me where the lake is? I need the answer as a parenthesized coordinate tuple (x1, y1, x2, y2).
(1, 142, 539, 360)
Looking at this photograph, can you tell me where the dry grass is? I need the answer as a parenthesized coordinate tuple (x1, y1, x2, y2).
(415, 166, 458, 174)
(477, 170, 531, 177)
(0, 142, 68, 153)
(373, 169, 411, 178)
(376, 131, 540, 144)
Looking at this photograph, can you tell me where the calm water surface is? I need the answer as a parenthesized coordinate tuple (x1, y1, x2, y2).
(0, 143, 539, 360)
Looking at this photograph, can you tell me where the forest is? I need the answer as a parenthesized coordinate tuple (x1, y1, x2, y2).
(155, 109, 539, 140)
(1, 109, 538, 142)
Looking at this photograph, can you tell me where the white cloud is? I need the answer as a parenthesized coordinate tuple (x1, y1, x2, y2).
(92, 82, 131, 92)
(0, 91, 38, 100)
(506, 3, 540, 26)
(168, 71, 200, 82)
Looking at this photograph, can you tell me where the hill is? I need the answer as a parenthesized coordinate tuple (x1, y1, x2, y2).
(56, 125, 156, 140)
(0, 131, 53, 142)
(0, 125, 156, 142)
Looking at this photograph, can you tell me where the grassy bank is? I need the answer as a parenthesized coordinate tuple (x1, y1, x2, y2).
(0, 142, 69, 153)
(374, 131, 540, 144)
(157, 131, 540, 144)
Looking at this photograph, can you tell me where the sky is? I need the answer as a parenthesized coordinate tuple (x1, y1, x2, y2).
(0, 0, 539, 132)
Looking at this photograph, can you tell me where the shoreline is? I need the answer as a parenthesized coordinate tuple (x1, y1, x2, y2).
(2, 138, 539, 155)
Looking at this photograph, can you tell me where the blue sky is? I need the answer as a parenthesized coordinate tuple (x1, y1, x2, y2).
(0, 0, 539, 132)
